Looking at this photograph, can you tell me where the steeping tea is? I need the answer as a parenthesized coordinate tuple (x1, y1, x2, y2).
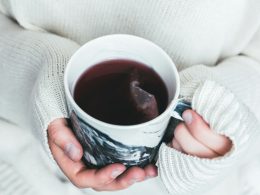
(74, 59, 168, 125)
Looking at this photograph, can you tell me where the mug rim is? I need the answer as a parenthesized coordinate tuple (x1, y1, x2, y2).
(64, 34, 180, 130)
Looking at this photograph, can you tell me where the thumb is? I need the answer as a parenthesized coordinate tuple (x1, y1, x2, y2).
(48, 118, 83, 162)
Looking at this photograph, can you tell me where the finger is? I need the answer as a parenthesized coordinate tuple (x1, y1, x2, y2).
(95, 166, 146, 191)
(101, 165, 157, 191)
(50, 140, 127, 189)
(174, 123, 219, 158)
(75, 163, 126, 189)
(182, 110, 232, 155)
(171, 138, 183, 152)
(49, 140, 87, 186)
(143, 164, 158, 179)
(48, 118, 83, 161)
(113, 166, 146, 189)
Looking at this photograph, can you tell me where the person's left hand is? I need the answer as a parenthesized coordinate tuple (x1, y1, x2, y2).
(48, 118, 158, 191)
(170, 110, 232, 158)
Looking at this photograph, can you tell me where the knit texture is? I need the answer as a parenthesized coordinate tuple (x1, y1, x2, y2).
(0, 13, 79, 161)
(0, 118, 86, 195)
(0, 161, 35, 195)
(0, 1, 260, 195)
(158, 81, 259, 195)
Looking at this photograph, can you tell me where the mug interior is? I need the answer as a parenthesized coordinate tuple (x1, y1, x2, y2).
(66, 35, 178, 107)
(64, 34, 180, 147)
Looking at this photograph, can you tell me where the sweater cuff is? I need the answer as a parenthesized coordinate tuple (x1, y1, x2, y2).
(157, 80, 260, 195)
(30, 39, 79, 161)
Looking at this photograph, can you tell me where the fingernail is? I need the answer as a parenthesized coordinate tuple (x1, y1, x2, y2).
(64, 143, 80, 161)
(182, 111, 193, 125)
(111, 169, 124, 179)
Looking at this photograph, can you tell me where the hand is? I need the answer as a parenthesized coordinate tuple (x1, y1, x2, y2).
(171, 110, 232, 158)
(48, 118, 157, 191)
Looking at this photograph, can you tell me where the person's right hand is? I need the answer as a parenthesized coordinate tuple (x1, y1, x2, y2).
(48, 118, 158, 191)
(171, 110, 232, 158)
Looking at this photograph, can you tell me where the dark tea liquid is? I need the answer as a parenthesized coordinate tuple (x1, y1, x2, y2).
(74, 59, 168, 125)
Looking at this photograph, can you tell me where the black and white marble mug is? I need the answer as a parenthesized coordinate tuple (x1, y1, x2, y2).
(64, 34, 187, 168)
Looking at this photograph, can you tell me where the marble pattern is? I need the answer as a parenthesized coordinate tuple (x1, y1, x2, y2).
(70, 99, 191, 168)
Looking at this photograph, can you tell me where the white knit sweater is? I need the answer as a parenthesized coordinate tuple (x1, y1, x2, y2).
(0, 0, 260, 195)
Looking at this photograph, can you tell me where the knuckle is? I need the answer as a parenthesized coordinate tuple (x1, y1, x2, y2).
(98, 174, 110, 184)
(71, 179, 88, 189)
(192, 115, 205, 128)
(103, 178, 114, 185)
(93, 187, 104, 192)
(191, 119, 200, 128)
(182, 146, 193, 155)
(179, 144, 195, 156)
(174, 123, 185, 138)
(48, 127, 60, 141)
(118, 180, 130, 189)
(94, 174, 112, 186)
(128, 166, 140, 172)
(72, 181, 82, 189)
(172, 139, 180, 150)
(188, 126, 198, 137)
(189, 122, 205, 138)
(73, 183, 85, 189)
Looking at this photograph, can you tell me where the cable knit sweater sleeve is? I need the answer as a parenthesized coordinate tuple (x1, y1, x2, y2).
(0, 13, 80, 160)
(157, 28, 260, 194)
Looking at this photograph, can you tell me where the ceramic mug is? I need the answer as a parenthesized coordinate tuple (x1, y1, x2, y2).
(64, 34, 190, 168)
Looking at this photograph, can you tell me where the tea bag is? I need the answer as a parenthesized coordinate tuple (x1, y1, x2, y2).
(127, 68, 159, 122)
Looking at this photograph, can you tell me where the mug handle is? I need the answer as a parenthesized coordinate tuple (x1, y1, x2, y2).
(159, 98, 192, 145)
(171, 97, 192, 120)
